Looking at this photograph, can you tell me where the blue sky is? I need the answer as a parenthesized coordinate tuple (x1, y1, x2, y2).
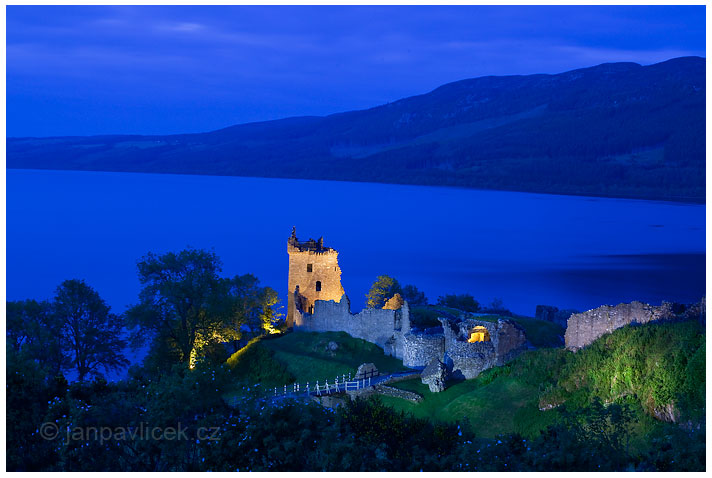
(6, 5, 705, 137)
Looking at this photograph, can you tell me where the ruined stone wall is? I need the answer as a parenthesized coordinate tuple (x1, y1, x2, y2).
(564, 301, 675, 351)
(440, 318, 526, 379)
(374, 384, 423, 402)
(294, 295, 409, 356)
(493, 319, 529, 365)
(401, 333, 445, 368)
(287, 244, 343, 327)
(447, 343, 497, 380)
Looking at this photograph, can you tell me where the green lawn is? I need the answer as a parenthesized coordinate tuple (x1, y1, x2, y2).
(381, 375, 558, 439)
(379, 349, 567, 439)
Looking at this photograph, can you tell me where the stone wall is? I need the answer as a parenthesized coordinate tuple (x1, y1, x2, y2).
(401, 333, 445, 368)
(294, 295, 410, 357)
(440, 318, 527, 379)
(287, 237, 344, 327)
(564, 301, 676, 351)
(374, 384, 423, 403)
(493, 319, 529, 365)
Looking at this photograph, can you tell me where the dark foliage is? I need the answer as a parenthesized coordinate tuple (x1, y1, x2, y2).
(437, 293, 481, 312)
(401, 284, 428, 306)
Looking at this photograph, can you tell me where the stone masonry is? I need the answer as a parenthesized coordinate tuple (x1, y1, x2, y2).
(564, 301, 675, 351)
(287, 228, 344, 327)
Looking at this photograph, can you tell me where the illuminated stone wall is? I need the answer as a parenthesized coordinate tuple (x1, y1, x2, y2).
(293, 295, 410, 357)
(286, 232, 344, 328)
(440, 318, 527, 379)
(564, 301, 675, 351)
(401, 333, 445, 368)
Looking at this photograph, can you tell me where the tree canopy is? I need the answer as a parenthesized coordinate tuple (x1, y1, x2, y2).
(366, 275, 402, 309)
(401, 284, 428, 306)
(126, 248, 284, 369)
(53, 279, 128, 382)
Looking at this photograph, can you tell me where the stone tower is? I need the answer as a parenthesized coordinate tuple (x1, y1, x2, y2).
(287, 227, 344, 327)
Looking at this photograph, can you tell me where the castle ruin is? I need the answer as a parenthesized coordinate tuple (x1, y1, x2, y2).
(287, 229, 528, 379)
(286, 227, 344, 328)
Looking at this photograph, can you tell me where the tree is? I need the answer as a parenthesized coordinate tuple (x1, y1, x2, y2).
(485, 297, 511, 316)
(401, 284, 428, 306)
(126, 248, 230, 368)
(7, 299, 65, 376)
(436, 294, 480, 313)
(225, 274, 283, 340)
(366, 275, 402, 309)
(258, 286, 283, 334)
(52, 279, 127, 382)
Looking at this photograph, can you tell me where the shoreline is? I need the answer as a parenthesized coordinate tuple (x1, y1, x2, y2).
(7, 166, 706, 205)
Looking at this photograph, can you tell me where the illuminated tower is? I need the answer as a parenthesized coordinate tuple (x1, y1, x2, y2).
(286, 227, 344, 327)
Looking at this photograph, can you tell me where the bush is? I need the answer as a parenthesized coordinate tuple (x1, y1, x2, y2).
(436, 294, 480, 313)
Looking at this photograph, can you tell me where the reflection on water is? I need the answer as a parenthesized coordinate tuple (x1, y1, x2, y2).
(7, 169, 705, 318)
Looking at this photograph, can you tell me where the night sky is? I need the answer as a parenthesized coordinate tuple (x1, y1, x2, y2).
(7, 5, 705, 137)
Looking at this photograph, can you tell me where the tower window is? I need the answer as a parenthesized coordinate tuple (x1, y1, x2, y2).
(307, 264, 313, 272)
(315, 281, 322, 291)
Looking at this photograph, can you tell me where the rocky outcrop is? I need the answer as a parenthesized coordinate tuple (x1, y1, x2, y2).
(564, 301, 676, 351)
(420, 359, 448, 392)
(354, 363, 379, 380)
(535, 305, 579, 328)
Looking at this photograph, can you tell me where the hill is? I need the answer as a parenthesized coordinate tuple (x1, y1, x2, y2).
(382, 318, 704, 445)
(7, 56, 705, 202)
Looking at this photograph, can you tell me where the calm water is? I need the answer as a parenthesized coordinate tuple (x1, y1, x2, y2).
(7, 169, 706, 318)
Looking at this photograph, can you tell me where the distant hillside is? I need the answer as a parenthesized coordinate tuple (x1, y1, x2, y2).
(7, 56, 705, 202)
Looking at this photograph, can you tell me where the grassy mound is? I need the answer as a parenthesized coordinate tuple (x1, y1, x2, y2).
(225, 336, 294, 387)
(381, 349, 564, 439)
(261, 331, 409, 384)
(544, 319, 705, 422)
(226, 331, 409, 394)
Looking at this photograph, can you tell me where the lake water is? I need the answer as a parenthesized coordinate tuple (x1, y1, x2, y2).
(7, 169, 706, 319)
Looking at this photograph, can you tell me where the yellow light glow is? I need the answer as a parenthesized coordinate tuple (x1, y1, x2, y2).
(467, 326, 490, 343)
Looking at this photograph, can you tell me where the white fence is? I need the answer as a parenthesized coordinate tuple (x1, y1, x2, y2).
(274, 371, 378, 398)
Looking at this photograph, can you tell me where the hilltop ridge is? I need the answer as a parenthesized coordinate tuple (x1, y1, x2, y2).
(7, 56, 705, 202)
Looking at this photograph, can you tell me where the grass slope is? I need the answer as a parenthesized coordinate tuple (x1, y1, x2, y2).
(381, 318, 704, 444)
(381, 349, 563, 439)
(226, 331, 408, 391)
